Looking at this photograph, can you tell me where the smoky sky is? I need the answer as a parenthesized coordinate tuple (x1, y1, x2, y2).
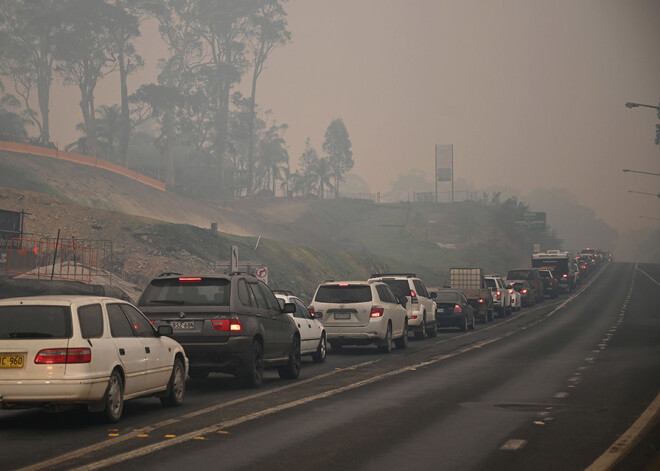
(47, 0, 660, 232)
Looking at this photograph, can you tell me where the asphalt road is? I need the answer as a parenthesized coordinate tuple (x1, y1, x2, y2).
(1, 262, 658, 471)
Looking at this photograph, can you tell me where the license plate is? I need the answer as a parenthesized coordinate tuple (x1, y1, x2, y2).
(437, 308, 445, 313)
(170, 321, 195, 329)
(0, 354, 25, 368)
(334, 312, 351, 320)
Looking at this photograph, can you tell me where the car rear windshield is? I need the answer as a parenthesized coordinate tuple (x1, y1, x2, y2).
(139, 278, 231, 306)
(315, 285, 372, 303)
(0, 305, 72, 339)
(538, 271, 551, 278)
(380, 280, 410, 297)
(485, 279, 496, 288)
(507, 270, 531, 280)
(434, 292, 460, 303)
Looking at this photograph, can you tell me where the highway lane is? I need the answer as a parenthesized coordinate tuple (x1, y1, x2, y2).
(2, 262, 658, 470)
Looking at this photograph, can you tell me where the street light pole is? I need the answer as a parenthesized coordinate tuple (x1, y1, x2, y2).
(622, 169, 660, 177)
(625, 102, 660, 110)
(628, 190, 660, 198)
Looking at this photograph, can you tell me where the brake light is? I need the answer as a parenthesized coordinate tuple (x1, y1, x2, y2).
(410, 290, 418, 304)
(370, 307, 384, 318)
(478, 298, 484, 303)
(453, 304, 462, 313)
(308, 306, 315, 316)
(521, 289, 528, 294)
(179, 277, 202, 282)
(211, 318, 242, 332)
(35, 348, 91, 364)
(508, 289, 514, 294)
(562, 274, 568, 278)
(496, 290, 501, 301)
(339, 283, 349, 287)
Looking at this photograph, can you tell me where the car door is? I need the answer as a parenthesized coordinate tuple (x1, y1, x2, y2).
(247, 280, 290, 361)
(76, 303, 115, 385)
(290, 298, 316, 354)
(105, 302, 147, 396)
(413, 279, 434, 324)
(119, 303, 172, 391)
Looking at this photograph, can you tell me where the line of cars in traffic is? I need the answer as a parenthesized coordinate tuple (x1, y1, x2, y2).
(0, 248, 610, 422)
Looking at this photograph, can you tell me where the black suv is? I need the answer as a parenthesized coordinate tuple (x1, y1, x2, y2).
(137, 273, 300, 387)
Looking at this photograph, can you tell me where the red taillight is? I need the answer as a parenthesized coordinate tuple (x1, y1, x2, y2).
(211, 318, 242, 332)
(521, 289, 528, 294)
(370, 307, 384, 318)
(35, 348, 91, 364)
(508, 289, 514, 294)
(179, 277, 202, 282)
(339, 283, 349, 287)
(562, 274, 568, 278)
(308, 306, 315, 316)
(410, 289, 418, 304)
(496, 290, 501, 301)
(478, 298, 484, 303)
(453, 304, 462, 313)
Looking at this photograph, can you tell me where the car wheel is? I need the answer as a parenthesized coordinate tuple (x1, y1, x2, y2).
(278, 336, 301, 379)
(395, 320, 408, 349)
(378, 323, 393, 353)
(329, 341, 342, 351)
(428, 316, 438, 337)
(469, 313, 476, 330)
(487, 309, 493, 322)
(414, 318, 426, 340)
(103, 370, 124, 423)
(312, 334, 326, 363)
(160, 358, 185, 407)
(461, 315, 468, 332)
(240, 341, 264, 388)
(188, 368, 209, 381)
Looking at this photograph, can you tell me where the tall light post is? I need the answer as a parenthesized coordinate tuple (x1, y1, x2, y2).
(622, 169, 660, 177)
(625, 100, 660, 148)
(628, 190, 660, 198)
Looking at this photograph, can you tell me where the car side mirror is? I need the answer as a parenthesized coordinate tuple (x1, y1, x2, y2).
(430, 292, 437, 299)
(157, 324, 173, 336)
(312, 311, 323, 319)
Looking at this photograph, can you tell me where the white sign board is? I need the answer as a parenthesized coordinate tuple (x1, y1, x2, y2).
(533, 244, 541, 253)
(255, 266, 268, 284)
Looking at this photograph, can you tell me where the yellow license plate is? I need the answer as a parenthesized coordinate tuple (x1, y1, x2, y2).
(0, 354, 25, 368)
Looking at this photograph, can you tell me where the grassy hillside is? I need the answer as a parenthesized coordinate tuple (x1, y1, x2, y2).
(0, 151, 561, 301)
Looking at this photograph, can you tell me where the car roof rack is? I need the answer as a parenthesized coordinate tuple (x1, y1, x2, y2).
(157, 272, 183, 277)
(370, 273, 416, 278)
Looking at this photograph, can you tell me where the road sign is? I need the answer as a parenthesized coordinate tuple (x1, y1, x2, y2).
(533, 243, 541, 253)
(255, 266, 268, 284)
(515, 212, 546, 231)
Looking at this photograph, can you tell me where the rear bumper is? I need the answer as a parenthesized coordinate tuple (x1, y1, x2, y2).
(325, 324, 387, 345)
(179, 336, 253, 372)
(0, 377, 107, 406)
(435, 313, 464, 328)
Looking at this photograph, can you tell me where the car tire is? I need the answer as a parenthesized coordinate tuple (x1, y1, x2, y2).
(312, 334, 326, 363)
(188, 368, 209, 381)
(240, 341, 264, 388)
(103, 370, 124, 423)
(428, 320, 438, 337)
(378, 323, 393, 353)
(414, 318, 426, 340)
(487, 309, 493, 322)
(329, 341, 342, 351)
(469, 314, 476, 330)
(278, 337, 301, 379)
(461, 315, 468, 332)
(395, 320, 408, 349)
(160, 358, 185, 407)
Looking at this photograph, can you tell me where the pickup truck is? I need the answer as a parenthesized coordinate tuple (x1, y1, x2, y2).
(449, 268, 494, 323)
(484, 275, 512, 316)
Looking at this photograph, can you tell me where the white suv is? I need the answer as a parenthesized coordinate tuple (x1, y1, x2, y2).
(309, 280, 408, 353)
(484, 275, 512, 317)
(368, 273, 437, 339)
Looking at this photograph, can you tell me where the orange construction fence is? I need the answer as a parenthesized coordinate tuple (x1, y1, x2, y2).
(7, 238, 94, 282)
(0, 140, 166, 192)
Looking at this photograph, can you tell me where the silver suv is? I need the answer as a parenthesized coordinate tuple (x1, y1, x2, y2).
(309, 280, 408, 353)
(368, 273, 437, 339)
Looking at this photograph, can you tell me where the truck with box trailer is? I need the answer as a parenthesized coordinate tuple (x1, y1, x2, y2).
(449, 268, 494, 324)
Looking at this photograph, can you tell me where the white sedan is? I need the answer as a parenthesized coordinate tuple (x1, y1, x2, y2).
(0, 296, 188, 422)
(275, 291, 326, 363)
(506, 283, 522, 311)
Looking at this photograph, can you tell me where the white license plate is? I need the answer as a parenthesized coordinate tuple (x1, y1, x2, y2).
(437, 308, 445, 313)
(334, 312, 351, 320)
(171, 321, 195, 329)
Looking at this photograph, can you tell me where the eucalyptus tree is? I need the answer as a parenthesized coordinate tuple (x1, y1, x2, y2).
(56, 0, 117, 157)
(0, 93, 30, 142)
(0, 0, 64, 144)
(298, 137, 320, 196)
(131, 83, 185, 185)
(95, 104, 122, 161)
(105, 0, 149, 167)
(153, 0, 253, 195)
(245, 0, 290, 195)
(314, 157, 334, 199)
(322, 118, 353, 198)
(255, 121, 289, 195)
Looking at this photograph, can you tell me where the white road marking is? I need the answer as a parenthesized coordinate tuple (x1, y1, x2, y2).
(500, 439, 527, 451)
(554, 392, 569, 398)
(586, 390, 660, 471)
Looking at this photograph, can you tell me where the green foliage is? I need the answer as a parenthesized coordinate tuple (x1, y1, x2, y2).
(322, 118, 353, 198)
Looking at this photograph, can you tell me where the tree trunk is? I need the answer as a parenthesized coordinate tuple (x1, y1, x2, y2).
(36, 47, 51, 144)
(246, 69, 258, 196)
(118, 45, 130, 167)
